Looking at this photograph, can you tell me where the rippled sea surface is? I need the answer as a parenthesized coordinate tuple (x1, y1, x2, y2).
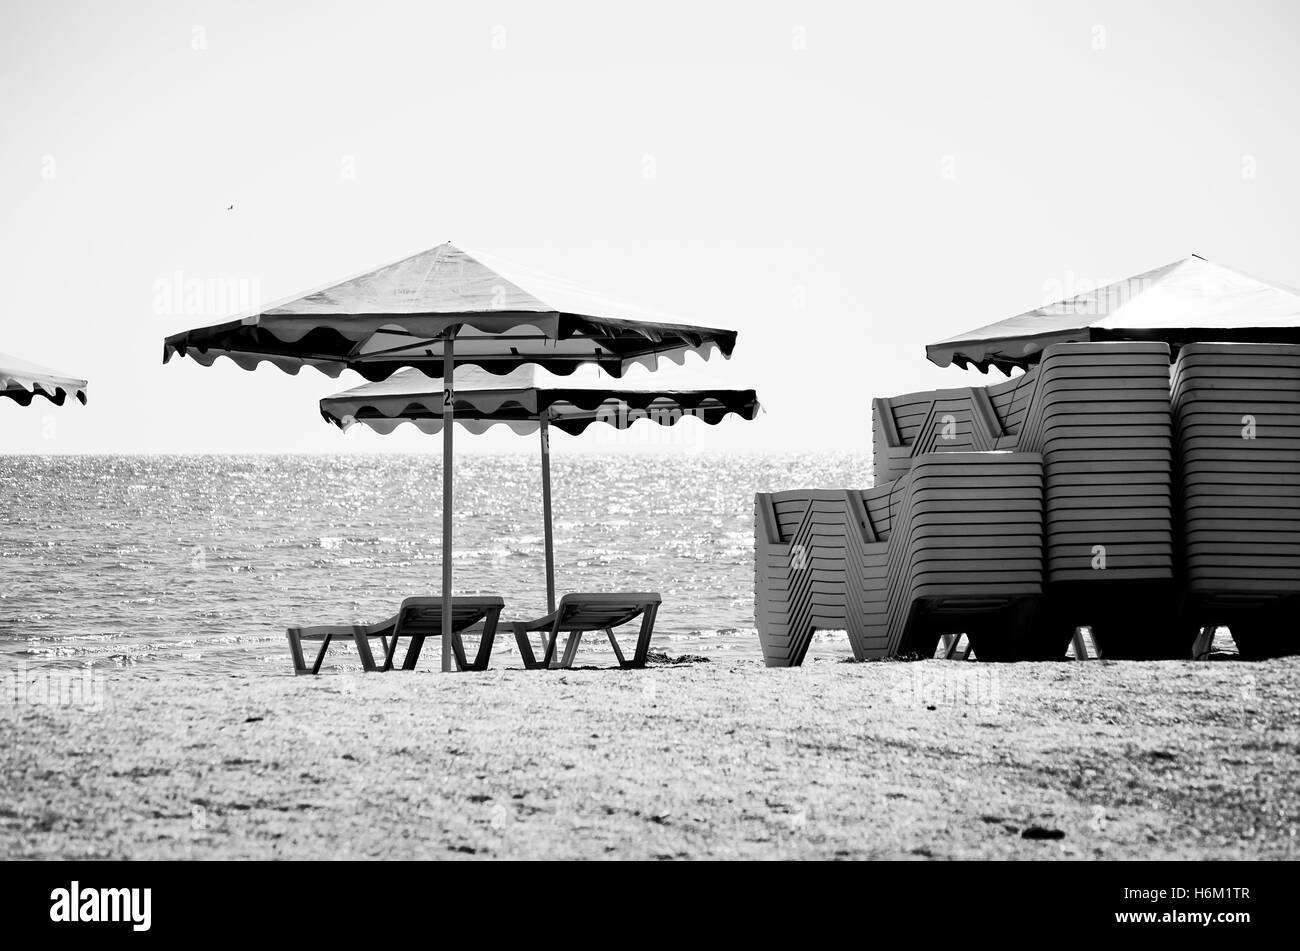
(1, 453, 869, 674)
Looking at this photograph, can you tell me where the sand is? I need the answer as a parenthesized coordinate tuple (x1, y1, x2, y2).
(1, 655, 1297, 860)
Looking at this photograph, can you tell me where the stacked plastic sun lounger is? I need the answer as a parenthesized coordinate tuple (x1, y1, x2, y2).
(871, 341, 1178, 659)
(1017, 342, 1178, 658)
(870, 375, 1026, 484)
(755, 452, 1044, 666)
(872, 452, 1044, 661)
(757, 340, 1183, 665)
(763, 256, 1300, 665)
(755, 489, 880, 667)
(1172, 343, 1300, 659)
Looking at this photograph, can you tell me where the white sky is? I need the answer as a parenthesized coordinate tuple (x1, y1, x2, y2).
(3, 0, 1299, 454)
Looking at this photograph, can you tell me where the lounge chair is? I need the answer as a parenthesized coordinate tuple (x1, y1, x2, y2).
(286, 596, 505, 674)
(511, 593, 661, 670)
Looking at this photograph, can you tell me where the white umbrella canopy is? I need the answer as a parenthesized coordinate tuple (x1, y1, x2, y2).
(927, 255, 1300, 373)
(163, 242, 737, 380)
(0, 351, 87, 406)
(162, 243, 742, 671)
(321, 365, 761, 615)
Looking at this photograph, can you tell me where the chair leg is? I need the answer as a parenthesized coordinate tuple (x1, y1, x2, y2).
(513, 623, 543, 670)
(628, 604, 658, 669)
(381, 636, 402, 671)
(402, 635, 426, 670)
(605, 628, 628, 667)
(450, 631, 472, 671)
(351, 627, 378, 672)
(287, 629, 309, 675)
(558, 630, 583, 669)
(461, 610, 502, 671)
(309, 634, 333, 675)
(540, 617, 565, 669)
(1071, 628, 1091, 661)
(1191, 626, 1216, 661)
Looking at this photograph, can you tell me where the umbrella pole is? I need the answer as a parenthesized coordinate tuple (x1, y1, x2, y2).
(441, 334, 455, 673)
(540, 414, 556, 614)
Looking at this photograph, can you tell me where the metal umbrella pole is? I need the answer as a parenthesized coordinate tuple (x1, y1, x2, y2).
(540, 412, 556, 614)
(441, 332, 455, 672)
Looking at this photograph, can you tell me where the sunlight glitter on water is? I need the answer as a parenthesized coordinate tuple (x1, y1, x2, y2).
(0, 453, 870, 674)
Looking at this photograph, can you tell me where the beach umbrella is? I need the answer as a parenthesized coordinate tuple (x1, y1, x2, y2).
(1, 352, 87, 406)
(927, 255, 1300, 374)
(163, 243, 739, 670)
(320, 365, 760, 616)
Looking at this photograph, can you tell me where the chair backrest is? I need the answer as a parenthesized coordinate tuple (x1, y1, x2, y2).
(555, 593, 660, 631)
(394, 597, 504, 637)
(871, 376, 1026, 485)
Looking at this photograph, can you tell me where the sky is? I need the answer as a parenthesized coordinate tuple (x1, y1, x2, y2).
(3, 0, 1300, 454)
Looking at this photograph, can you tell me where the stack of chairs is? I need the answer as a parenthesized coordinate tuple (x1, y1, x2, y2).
(870, 380, 1018, 484)
(1015, 342, 1179, 658)
(871, 452, 1044, 661)
(1172, 343, 1300, 659)
(870, 341, 1179, 659)
(755, 489, 881, 667)
(756, 341, 1188, 665)
(755, 453, 1043, 667)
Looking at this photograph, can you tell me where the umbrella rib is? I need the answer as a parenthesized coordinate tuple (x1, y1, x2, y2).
(350, 332, 566, 361)
(356, 337, 558, 359)
(195, 343, 348, 364)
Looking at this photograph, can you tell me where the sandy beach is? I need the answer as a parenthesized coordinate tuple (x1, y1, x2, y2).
(2, 654, 1296, 861)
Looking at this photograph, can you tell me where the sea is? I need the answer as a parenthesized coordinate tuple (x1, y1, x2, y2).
(1, 453, 870, 675)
